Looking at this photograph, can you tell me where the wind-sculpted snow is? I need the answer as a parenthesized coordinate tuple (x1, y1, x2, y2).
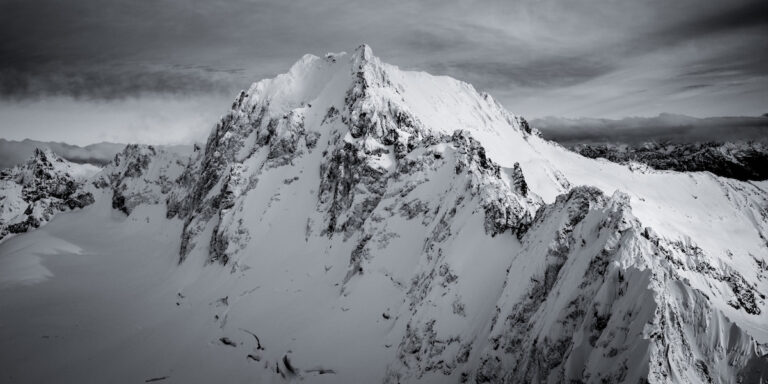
(0, 148, 95, 242)
(2, 45, 767, 383)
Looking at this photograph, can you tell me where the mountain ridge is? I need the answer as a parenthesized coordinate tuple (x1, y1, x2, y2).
(570, 141, 768, 181)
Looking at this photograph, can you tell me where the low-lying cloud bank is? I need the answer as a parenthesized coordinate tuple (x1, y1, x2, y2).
(532, 113, 768, 145)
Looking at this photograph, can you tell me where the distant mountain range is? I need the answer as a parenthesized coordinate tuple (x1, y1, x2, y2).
(0, 139, 125, 169)
(527, 114, 768, 181)
(0, 139, 193, 169)
(570, 141, 768, 181)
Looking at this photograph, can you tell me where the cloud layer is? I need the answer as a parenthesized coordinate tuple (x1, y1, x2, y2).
(0, 0, 766, 144)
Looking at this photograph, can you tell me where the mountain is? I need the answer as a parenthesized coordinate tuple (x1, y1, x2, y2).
(0, 139, 126, 169)
(0, 148, 97, 242)
(0, 139, 195, 170)
(571, 141, 768, 181)
(1, 45, 766, 383)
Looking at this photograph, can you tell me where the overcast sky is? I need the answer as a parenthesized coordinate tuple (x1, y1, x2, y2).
(1, 0, 766, 145)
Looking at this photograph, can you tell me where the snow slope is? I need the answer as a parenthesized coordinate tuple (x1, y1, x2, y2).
(1, 45, 766, 383)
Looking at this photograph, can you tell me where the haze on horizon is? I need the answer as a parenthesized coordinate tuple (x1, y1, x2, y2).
(0, 0, 766, 146)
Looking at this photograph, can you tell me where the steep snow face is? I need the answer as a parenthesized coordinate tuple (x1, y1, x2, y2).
(2, 45, 767, 383)
(0, 148, 96, 243)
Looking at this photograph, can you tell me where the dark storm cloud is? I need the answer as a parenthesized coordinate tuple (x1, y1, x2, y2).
(0, 0, 295, 99)
(680, 48, 768, 81)
(659, 0, 768, 41)
(533, 114, 768, 145)
(0, 64, 245, 100)
(427, 56, 616, 90)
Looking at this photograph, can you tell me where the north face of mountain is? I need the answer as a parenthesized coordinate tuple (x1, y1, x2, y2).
(166, 45, 538, 265)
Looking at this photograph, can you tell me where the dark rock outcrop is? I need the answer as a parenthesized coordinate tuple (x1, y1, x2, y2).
(571, 141, 768, 181)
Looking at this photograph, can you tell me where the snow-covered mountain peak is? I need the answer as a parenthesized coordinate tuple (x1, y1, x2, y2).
(0, 148, 96, 242)
(16, 147, 99, 182)
(158, 46, 768, 381)
(16, 147, 65, 184)
(229, 44, 530, 156)
(29, 146, 57, 166)
(348, 43, 389, 85)
(156, 46, 549, 267)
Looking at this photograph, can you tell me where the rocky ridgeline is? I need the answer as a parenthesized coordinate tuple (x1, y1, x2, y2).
(478, 187, 767, 383)
(343, 45, 421, 152)
(0, 148, 94, 242)
(571, 141, 768, 181)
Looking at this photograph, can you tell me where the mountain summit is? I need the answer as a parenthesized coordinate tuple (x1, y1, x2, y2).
(1, 46, 767, 383)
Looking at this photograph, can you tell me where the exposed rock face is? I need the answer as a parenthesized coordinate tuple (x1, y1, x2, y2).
(0, 148, 94, 241)
(571, 141, 768, 181)
(168, 45, 539, 266)
(386, 186, 768, 383)
(94, 144, 189, 215)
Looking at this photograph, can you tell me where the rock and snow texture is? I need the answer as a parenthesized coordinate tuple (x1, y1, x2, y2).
(0, 148, 97, 242)
(93, 144, 190, 215)
(1, 45, 767, 383)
